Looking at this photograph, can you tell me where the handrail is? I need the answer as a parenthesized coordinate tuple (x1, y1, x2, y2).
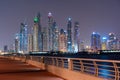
(31, 56, 120, 63)
(7, 55, 120, 80)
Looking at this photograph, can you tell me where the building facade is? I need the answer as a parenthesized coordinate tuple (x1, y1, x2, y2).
(101, 37, 107, 50)
(14, 33, 19, 53)
(74, 22, 79, 52)
(59, 29, 67, 52)
(108, 33, 118, 50)
(28, 34, 33, 52)
(91, 32, 101, 52)
(67, 18, 72, 52)
(48, 12, 54, 51)
(42, 27, 48, 51)
(52, 22, 59, 51)
(33, 13, 42, 52)
(19, 22, 28, 53)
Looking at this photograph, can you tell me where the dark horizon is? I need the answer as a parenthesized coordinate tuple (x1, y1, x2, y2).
(0, 0, 120, 50)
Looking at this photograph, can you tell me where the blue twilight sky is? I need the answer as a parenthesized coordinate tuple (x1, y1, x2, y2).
(0, 0, 120, 50)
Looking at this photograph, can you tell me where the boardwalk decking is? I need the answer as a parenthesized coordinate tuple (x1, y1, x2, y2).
(0, 57, 64, 80)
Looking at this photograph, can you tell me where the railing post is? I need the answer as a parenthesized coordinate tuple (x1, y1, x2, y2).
(93, 61, 98, 76)
(30, 56, 32, 60)
(41, 57, 44, 63)
(56, 58, 58, 67)
(52, 58, 54, 65)
(80, 60, 84, 72)
(68, 58, 73, 70)
(61, 59, 64, 68)
(113, 62, 119, 80)
(24, 55, 27, 62)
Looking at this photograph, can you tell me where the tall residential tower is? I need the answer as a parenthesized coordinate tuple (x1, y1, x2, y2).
(48, 12, 54, 51)
(33, 13, 42, 51)
(74, 22, 79, 52)
(19, 22, 28, 53)
(59, 29, 67, 52)
(91, 32, 101, 52)
(108, 33, 118, 50)
(67, 18, 72, 52)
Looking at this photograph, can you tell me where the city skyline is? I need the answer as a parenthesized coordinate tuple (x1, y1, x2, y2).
(0, 0, 120, 50)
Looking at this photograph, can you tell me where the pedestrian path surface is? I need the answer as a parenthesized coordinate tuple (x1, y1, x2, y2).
(0, 57, 64, 80)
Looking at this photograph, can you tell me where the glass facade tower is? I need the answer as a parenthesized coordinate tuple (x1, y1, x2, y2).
(91, 32, 101, 51)
(67, 18, 72, 52)
(74, 22, 79, 52)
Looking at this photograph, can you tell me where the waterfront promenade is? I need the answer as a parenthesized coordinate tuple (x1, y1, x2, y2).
(0, 56, 64, 80)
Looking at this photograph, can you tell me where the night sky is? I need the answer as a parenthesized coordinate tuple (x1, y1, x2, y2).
(0, 0, 120, 50)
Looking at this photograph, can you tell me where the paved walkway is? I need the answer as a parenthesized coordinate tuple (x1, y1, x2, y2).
(0, 57, 64, 80)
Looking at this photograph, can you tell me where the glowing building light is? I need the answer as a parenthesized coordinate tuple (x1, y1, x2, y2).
(102, 37, 107, 40)
(68, 17, 72, 21)
(48, 12, 52, 17)
(68, 42, 71, 44)
(34, 17, 39, 22)
(92, 32, 96, 34)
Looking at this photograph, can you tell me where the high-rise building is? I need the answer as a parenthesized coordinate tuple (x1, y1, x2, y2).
(52, 22, 59, 51)
(101, 37, 107, 50)
(33, 12, 42, 52)
(67, 18, 72, 52)
(74, 22, 79, 52)
(42, 27, 48, 51)
(59, 29, 67, 52)
(108, 33, 118, 50)
(14, 33, 19, 53)
(119, 40, 120, 50)
(19, 22, 28, 53)
(79, 41, 85, 51)
(48, 12, 54, 51)
(91, 32, 101, 51)
(4, 45, 8, 52)
(28, 34, 33, 52)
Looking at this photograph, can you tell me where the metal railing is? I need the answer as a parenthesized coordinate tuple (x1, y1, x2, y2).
(7, 55, 120, 80)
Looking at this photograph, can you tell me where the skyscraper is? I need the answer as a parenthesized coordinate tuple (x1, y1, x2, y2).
(33, 12, 42, 52)
(14, 33, 19, 53)
(67, 18, 72, 52)
(28, 34, 33, 52)
(108, 33, 118, 50)
(59, 29, 67, 52)
(19, 22, 28, 53)
(79, 41, 85, 52)
(101, 37, 107, 50)
(42, 27, 48, 51)
(91, 32, 101, 51)
(74, 22, 79, 52)
(4, 45, 8, 52)
(117, 39, 120, 50)
(52, 21, 59, 51)
(48, 12, 54, 51)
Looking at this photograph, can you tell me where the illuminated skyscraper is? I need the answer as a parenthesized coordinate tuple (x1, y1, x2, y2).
(33, 12, 42, 51)
(19, 23, 23, 52)
(4, 45, 8, 52)
(108, 33, 118, 50)
(101, 37, 107, 50)
(52, 22, 59, 51)
(48, 12, 54, 51)
(80, 41, 85, 51)
(59, 29, 67, 52)
(19, 22, 28, 53)
(74, 22, 79, 52)
(15, 33, 19, 53)
(91, 32, 101, 51)
(42, 27, 48, 51)
(118, 39, 120, 50)
(28, 34, 33, 52)
(67, 18, 72, 52)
